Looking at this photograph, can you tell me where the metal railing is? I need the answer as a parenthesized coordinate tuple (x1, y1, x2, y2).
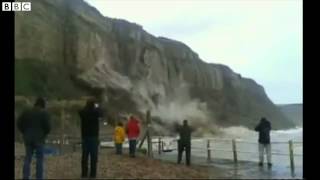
(152, 137, 302, 173)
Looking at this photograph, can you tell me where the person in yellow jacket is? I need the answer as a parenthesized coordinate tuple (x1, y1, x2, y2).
(114, 121, 126, 155)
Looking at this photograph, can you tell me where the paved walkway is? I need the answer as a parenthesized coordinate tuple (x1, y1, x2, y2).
(154, 153, 303, 179)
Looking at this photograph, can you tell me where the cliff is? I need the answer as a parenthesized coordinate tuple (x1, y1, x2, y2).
(278, 104, 303, 127)
(14, 0, 294, 131)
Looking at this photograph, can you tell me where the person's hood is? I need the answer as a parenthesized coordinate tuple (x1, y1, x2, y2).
(129, 117, 139, 124)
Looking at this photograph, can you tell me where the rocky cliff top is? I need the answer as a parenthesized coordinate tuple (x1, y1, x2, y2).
(14, 0, 295, 131)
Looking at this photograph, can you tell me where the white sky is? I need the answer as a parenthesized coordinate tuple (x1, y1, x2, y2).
(84, 0, 302, 104)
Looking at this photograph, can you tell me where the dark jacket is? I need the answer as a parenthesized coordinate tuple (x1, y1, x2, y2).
(17, 107, 51, 145)
(255, 119, 271, 144)
(79, 106, 103, 139)
(178, 125, 193, 146)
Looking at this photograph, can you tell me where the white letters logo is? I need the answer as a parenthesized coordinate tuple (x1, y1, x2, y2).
(2, 2, 31, 11)
(2, 2, 11, 11)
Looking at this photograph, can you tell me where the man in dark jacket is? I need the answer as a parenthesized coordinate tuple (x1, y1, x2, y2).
(79, 98, 103, 179)
(177, 120, 193, 166)
(17, 97, 51, 180)
(255, 117, 272, 167)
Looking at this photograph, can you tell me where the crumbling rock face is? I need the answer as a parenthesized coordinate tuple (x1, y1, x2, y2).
(15, 0, 294, 130)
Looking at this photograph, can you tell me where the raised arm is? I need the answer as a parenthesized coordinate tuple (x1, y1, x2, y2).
(173, 122, 180, 133)
(266, 121, 271, 131)
(254, 123, 261, 132)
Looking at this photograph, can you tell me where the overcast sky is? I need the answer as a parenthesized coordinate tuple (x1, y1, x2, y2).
(84, 0, 302, 104)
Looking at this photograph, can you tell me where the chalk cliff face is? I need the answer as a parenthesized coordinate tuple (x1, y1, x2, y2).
(15, 0, 294, 131)
(278, 104, 303, 127)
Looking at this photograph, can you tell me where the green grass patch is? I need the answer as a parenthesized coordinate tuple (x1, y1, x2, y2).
(15, 58, 87, 99)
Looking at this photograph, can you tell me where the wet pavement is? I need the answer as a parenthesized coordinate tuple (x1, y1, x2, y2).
(154, 153, 303, 179)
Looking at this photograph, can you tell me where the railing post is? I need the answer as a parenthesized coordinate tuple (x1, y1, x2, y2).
(207, 139, 211, 162)
(232, 139, 238, 164)
(162, 141, 164, 152)
(60, 101, 66, 154)
(146, 110, 153, 158)
(158, 137, 162, 155)
(289, 140, 295, 173)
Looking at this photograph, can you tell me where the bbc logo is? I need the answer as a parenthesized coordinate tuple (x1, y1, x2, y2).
(2, 2, 31, 11)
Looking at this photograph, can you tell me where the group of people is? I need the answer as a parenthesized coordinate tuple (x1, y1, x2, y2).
(113, 117, 140, 157)
(173, 118, 273, 168)
(16, 97, 273, 179)
(17, 97, 142, 179)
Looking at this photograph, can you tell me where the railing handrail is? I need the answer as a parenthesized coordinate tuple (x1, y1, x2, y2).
(160, 137, 302, 144)
(205, 138, 302, 144)
(165, 146, 303, 156)
(45, 135, 302, 144)
(151, 137, 303, 160)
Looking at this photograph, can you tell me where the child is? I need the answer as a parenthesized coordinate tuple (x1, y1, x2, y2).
(114, 121, 125, 154)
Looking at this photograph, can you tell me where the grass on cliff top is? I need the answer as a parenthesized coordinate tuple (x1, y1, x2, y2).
(15, 58, 87, 99)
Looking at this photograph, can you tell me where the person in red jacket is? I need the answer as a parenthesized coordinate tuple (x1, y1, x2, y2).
(126, 115, 140, 157)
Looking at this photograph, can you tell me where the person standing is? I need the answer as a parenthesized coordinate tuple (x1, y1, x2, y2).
(126, 115, 140, 157)
(177, 120, 193, 166)
(113, 121, 125, 155)
(17, 97, 51, 180)
(255, 117, 272, 168)
(79, 98, 103, 178)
